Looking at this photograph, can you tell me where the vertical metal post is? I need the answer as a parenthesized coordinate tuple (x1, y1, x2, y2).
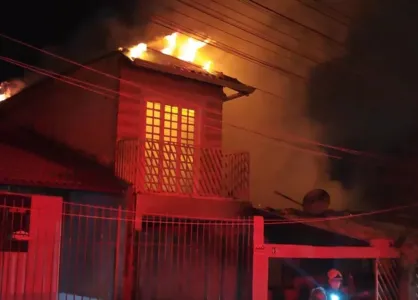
(113, 206, 122, 300)
(252, 216, 268, 300)
(123, 187, 135, 300)
(375, 258, 379, 300)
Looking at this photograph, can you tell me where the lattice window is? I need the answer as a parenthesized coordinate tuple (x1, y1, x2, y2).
(179, 108, 195, 193)
(145, 102, 161, 191)
(144, 101, 196, 194)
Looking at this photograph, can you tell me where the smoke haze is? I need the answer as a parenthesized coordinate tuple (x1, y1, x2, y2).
(15, 0, 418, 210)
(308, 0, 418, 209)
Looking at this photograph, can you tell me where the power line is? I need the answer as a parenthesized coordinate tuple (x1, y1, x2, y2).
(0, 31, 287, 101)
(240, 0, 345, 47)
(0, 196, 416, 226)
(1, 58, 416, 224)
(263, 201, 418, 225)
(303, 0, 353, 21)
(291, 0, 350, 26)
(2, 55, 401, 167)
(0, 55, 341, 160)
(173, 0, 321, 64)
(152, 16, 307, 80)
(0, 33, 390, 160)
(209, 0, 300, 42)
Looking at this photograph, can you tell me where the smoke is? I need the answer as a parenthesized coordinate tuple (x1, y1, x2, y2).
(307, 0, 418, 209)
(25, 0, 171, 83)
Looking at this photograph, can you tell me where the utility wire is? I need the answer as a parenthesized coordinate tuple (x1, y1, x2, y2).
(2, 55, 411, 181)
(291, 0, 350, 26)
(0, 55, 341, 160)
(208, 0, 300, 42)
(240, 0, 345, 46)
(0, 197, 416, 226)
(173, 0, 321, 64)
(152, 16, 307, 80)
(0, 54, 374, 159)
(0, 32, 392, 160)
(1, 57, 417, 226)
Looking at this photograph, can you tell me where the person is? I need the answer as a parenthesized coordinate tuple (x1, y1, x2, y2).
(309, 286, 327, 300)
(323, 269, 348, 300)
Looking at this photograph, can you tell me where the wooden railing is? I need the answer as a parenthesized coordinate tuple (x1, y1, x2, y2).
(115, 139, 250, 199)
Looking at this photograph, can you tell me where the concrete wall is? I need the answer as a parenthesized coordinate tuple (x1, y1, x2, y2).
(0, 193, 62, 299)
(1, 54, 121, 166)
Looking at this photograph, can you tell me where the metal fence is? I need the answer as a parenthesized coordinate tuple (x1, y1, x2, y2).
(0, 194, 253, 300)
(115, 139, 250, 200)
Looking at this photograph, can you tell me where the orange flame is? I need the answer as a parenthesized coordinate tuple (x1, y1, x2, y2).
(0, 82, 11, 102)
(126, 32, 213, 72)
(128, 43, 147, 60)
(161, 33, 178, 55)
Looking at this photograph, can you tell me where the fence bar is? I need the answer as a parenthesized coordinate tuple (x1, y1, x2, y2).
(253, 216, 268, 300)
(116, 138, 250, 200)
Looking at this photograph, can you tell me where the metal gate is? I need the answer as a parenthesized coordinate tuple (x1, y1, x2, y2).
(129, 215, 254, 300)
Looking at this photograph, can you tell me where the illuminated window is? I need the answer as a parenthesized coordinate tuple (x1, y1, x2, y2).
(144, 101, 196, 194)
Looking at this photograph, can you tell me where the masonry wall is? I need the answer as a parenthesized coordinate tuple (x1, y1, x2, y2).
(0, 54, 121, 166)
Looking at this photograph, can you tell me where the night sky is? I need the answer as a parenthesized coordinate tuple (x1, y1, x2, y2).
(2, 0, 418, 210)
(0, 0, 97, 80)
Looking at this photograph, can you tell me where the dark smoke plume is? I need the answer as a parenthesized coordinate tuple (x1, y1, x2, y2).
(25, 0, 170, 84)
(308, 0, 418, 209)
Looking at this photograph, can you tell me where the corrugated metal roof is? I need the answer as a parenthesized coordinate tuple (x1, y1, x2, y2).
(0, 129, 127, 193)
(120, 49, 256, 96)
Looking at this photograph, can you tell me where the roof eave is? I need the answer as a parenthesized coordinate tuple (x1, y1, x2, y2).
(129, 57, 255, 96)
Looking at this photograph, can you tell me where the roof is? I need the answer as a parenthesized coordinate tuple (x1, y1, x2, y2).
(253, 206, 418, 262)
(0, 128, 127, 193)
(253, 207, 369, 246)
(120, 49, 256, 97)
(256, 207, 404, 241)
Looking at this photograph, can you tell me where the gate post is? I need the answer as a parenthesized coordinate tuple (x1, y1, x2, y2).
(123, 187, 136, 300)
(253, 216, 268, 300)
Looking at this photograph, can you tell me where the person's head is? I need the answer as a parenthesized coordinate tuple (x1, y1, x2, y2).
(328, 269, 343, 290)
(310, 287, 327, 300)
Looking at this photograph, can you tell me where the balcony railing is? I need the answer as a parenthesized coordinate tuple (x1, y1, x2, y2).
(115, 139, 250, 199)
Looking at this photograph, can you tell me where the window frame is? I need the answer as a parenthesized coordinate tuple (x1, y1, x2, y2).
(140, 98, 201, 195)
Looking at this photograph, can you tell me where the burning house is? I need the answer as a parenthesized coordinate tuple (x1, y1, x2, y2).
(0, 33, 255, 299)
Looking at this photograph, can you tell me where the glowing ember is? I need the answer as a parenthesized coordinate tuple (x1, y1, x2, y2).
(126, 32, 213, 72)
